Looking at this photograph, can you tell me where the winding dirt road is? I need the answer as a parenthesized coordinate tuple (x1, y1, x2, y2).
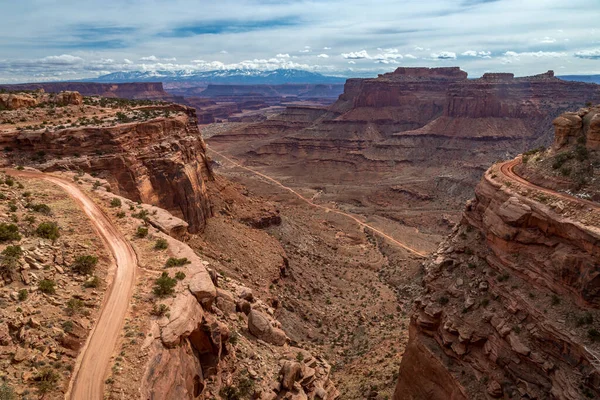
(500, 157, 599, 209)
(206, 147, 427, 257)
(10, 170, 137, 400)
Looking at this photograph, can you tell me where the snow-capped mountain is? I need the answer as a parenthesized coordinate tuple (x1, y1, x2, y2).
(83, 69, 347, 84)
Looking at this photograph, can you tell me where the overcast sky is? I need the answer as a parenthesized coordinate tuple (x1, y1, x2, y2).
(1, 0, 599, 83)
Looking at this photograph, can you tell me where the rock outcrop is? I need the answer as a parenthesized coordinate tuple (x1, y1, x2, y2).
(0, 82, 175, 101)
(393, 157, 600, 399)
(1, 100, 213, 233)
(553, 105, 600, 151)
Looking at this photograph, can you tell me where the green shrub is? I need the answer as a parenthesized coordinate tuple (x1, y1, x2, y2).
(27, 203, 51, 215)
(154, 238, 168, 250)
(18, 289, 28, 301)
(66, 298, 85, 315)
(0, 223, 21, 242)
(175, 271, 186, 280)
(71, 255, 98, 275)
(116, 211, 126, 218)
(1, 245, 22, 258)
(110, 198, 122, 208)
(165, 257, 190, 268)
(589, 329, 600, 342)
(151, 303, 170, 317)
(83, 276, 101, 288)
(136, 226, 148, 238)
(153, 272, 177, 297)
(4, 177, 14, 187)
(62, 320, 74, 333)
(33, 368, 60, 394)
(38, 279, 56, 294)
(36, 222, 60, 241)
(438, 296, 449, 305)
(577, 312, 594, 327)
(0, 382, 16, 400)
(132, 209, 149, 220)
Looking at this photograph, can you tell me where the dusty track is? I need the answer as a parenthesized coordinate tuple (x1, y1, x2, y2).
(9, 170, 137, 400)
(207, 147, 427, 257)
(500, 157, 600, 209)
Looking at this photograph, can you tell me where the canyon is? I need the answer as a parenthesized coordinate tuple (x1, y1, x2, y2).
(0, 65, 599, 400)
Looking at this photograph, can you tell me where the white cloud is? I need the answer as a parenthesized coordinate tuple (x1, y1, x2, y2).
(41, 54, 84, 65)
(317, 54, 329, 58)
(276, 53, 290, 58)
(341, 50, 370, 59)
(220, 50, 228, 54)
(123, 58, 133, 64)
(140, 55, 159, 61)
(431, 51, 457, 60)
(348, 61, 356, 64)
(461, 50, 491, 58)
(404, 54, 417, 59)
(574, 49, 600, 59)
(323, 47, 332, 50)
(503, 51, 567, 59)
(538, 36, 556, 44)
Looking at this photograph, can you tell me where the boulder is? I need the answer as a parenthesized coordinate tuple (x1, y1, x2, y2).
(248, 310, 287, 346)
(280, 361, 303, 390)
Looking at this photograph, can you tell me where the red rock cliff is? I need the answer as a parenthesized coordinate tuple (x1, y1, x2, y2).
(0, 82, 174, 101)
(8, 105, 213, 233)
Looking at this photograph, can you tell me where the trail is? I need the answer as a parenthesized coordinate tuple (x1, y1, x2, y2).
(206, 147, 428, 257)
(499, 158, 599, 209)
(10, 170, 137, 400)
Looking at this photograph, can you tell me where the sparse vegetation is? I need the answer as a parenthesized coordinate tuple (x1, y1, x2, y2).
(71, 255, 98, 275)
(38, 279, 56, 294)
(151, 303, 170, 317)
(154, 238, 168, 250)
(153, 272, 177, 297)
(175, 271, 186, 280)
(33, 368, 60, 394)
(84, 276, 101, 288)
(165, 257, 190, 268)
(135, 226, 148, 238)
(36, 221, 60, 241)
(0, 223, 21, 242)
(110, 198, 122, 208)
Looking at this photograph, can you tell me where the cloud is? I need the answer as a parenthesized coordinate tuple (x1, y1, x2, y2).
(276, 53, 290, 58)
(140, 55, 159, 61)
(41, 54, 85, 65)
(538, 36, 556, 44)
(503, 51, 568, 59)
(317, 54, 329, 58)
(431, 51, 457, 60)
(159, 17, 301, 37)
(404, 54, 417, 59)
(123, 58, 133, 64)
(461, 50, 491, 58)
(220, 50, 228, 54)
(299, 49, 310, 53)
(323, 47, 331, 50)
(574, 49, 600, 60)
(341, 50, 370, 59)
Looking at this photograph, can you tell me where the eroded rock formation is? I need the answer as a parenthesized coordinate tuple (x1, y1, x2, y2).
(553, 105, 600, 151)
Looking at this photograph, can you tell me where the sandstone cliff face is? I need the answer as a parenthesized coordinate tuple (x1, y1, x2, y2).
(393, 163, 600, 399)
(7, 105, 213, 233)
(553, 105, 600, 151)
(0, 82, 175, 101)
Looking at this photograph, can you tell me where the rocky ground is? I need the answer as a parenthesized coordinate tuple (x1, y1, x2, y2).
(0, 170, 109, 399)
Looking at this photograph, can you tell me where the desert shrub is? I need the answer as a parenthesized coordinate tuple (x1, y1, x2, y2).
(551, 294, 561, 306)
(18, 289, 28, 301)
(165, 257, 190, 268)
(84, 276, 101, 288)
(27, 203, 51, 215)
(589, 329, 600, 342)
(153, 272, 177, 297)
(136, 226, 148, 238)
(38, 279, 56, 294)
(560, 166, 571, 176)
(175, 271, 186, 280)
(154, 238, 168, 250)
(0, 382, 16, 400)
(110, 198, 122, 208)
(151, 303, 170, 317)
(33, 368, 59, 394)
(575, 145, 589, 161)
(66, 298, 85, 315)
(552, 152, 573, 169)
(577, 312, 594, 327)
(71, 255, 98, 275)
(4, 177, 14, 187)
(36, 222, 60, 241)
(438, 296, 449, 305)
(0, 223, 20, 242)
(2, 245, 22, 258)
(132, 209, 149, 220)
(62, 320, 74, 333)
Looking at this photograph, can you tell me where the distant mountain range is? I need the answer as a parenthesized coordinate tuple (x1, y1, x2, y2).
(82, 69, 348, 85)
(557, 75, 600, 85)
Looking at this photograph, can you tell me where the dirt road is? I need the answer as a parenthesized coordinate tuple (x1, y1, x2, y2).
(499, 157, 599, 209)
(10, 170, 137, 400)
(207, 147, 428, 257)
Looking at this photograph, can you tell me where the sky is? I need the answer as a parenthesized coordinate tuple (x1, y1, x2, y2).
(0, 0, 599, 83)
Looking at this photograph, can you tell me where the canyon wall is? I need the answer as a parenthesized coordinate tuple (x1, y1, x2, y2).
(393, 160, 600, 398)
(0, 82, 176, 101)
(2, 104, 213, 233)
